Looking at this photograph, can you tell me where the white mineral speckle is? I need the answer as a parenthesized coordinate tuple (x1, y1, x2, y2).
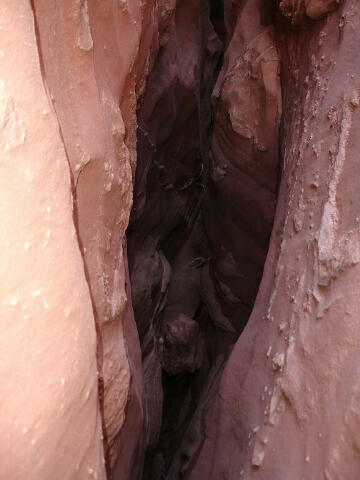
(252, 450, 265, 467)
(272, 352, 284, 371)
(10, 297, 19, 306)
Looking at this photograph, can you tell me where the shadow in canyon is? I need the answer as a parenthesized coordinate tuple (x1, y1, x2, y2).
(127, 0, 280, 477)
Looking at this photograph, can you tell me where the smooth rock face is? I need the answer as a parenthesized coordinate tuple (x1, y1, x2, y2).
(32, 2, 131, 467)
(0, 2, 105, 479)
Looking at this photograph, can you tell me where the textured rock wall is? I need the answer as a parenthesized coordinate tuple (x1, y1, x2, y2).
(127, 0, 282, 478)
(0, 1, 175, 478)
(187, 1, 360, 479)
(161, 2, 282, 477)
(3, 1, 360, 479)
(31, 0, 183, 475)
(31, 0, 142, 469)
(204, 0, 282, 339)
(0, 2, 105, 478)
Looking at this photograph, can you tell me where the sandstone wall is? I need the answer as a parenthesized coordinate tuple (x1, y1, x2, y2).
(0, 0, 176, 478)
(0, 2, 105, 478)
(3, 1, 360, 479)
(187, 1, 360, 479)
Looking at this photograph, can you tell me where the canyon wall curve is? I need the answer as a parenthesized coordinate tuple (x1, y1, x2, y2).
(3, 1, 360, 480)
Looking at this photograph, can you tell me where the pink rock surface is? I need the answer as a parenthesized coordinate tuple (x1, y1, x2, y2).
(204, 0, 282, 334)
(0, 0, 175, 477)
(187, 1, 360, 479)
(30, 0, 177, 473)
(0, 2, 105, 478)
(3, 0, 360, 479)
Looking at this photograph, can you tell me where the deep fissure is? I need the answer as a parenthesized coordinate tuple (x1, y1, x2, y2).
(4, 1, 355, 479)
(127, 1, 280, 477)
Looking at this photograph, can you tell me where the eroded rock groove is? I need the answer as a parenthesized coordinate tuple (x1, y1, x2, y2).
(2, 1, 357, 480)
(127, 1, 280, 477)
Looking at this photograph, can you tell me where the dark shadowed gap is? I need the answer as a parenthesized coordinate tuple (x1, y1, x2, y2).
(126, 0, 280, 478)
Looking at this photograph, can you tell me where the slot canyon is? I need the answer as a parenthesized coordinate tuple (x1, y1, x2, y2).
(1, 0, 360, 479)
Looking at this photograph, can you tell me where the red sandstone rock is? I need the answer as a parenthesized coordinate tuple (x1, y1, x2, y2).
(2, 0, 360, 479)
(164, 2, 282, 477)
(0, 0, 175, 477)
(187, 1, 360, 479)
(204, 0, 282, 333)
(30, 0, 178, 473)
(0, 2, 105, 478)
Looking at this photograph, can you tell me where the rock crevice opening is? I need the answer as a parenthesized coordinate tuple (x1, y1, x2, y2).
(1, 1, 357, 480)
(3, 2, 358, 480)
(127, 1, 281, 477)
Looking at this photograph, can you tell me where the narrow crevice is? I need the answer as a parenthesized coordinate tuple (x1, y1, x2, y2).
(127, 0, 280, 478)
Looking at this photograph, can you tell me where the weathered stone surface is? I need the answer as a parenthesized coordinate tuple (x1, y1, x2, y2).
(0, 2, 105, 478)
(279, 0, 341, 22)
(30, 0, 176, 472)
(204, 0, 282, 335)
(187, 1, 360, 479)
(3, 0, 360, 479)
(0, 0, 175, 477)
(158, 2, 282, 477)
